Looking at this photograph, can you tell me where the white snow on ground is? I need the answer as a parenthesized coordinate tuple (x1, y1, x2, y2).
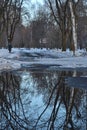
(0, 48, 87, 71)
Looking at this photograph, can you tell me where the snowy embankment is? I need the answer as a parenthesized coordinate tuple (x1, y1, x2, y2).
(0, 48, 87, 71)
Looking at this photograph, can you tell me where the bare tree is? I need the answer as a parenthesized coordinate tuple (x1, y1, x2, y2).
(2, 0, 23, 52)
(68, 0, 80, 54)
(0, 0, 31, 49)
(77, 0, 87, 49)
(45, 0, 79, 53)
(45, 0, 69, 51)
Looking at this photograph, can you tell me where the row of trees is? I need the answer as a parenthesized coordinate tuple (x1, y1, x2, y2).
(0, 0, 87, 53)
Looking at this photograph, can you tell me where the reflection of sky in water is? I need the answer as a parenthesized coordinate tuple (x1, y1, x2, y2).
(20, 71, 67, 127)
(0, 70, 87, 130)
(19, 70, 87, 129)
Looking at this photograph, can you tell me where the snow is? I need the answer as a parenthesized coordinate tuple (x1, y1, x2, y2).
(0, 48, 87, 71)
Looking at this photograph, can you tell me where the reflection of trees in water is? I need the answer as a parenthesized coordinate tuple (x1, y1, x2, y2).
(31, 71, 60, 104)
(33, 71, 86, 130)
(0, 72, 29, 130)
(0, 71, 86, 130)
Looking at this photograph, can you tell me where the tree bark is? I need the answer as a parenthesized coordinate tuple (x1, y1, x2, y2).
(62, 31, 67, 51)
(69, 1, 77, 54)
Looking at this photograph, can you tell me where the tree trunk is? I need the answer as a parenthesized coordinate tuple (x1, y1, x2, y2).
(69, 1, 77, 54)
(62, 33, 67, 51)
(61, 20, 67, 51)
(8, 38, 12, 53)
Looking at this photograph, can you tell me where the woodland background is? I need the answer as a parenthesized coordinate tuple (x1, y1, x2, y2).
(0, 0, 87, 51)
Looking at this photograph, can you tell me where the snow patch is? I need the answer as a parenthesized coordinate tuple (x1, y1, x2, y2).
(0, 48, 87, 71)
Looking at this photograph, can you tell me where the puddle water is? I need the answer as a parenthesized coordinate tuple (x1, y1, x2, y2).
(0, 69, 87, 130)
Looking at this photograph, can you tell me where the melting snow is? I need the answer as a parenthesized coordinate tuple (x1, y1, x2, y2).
(0, 48, 87, 71)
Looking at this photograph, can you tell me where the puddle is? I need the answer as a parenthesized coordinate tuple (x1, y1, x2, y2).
(21, 64, 61, 71)
(0, 70, 87, 130)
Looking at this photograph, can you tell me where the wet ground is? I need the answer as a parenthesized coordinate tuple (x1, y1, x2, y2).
(0, 68, 87, 130)
(18, 51, 87, 72)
